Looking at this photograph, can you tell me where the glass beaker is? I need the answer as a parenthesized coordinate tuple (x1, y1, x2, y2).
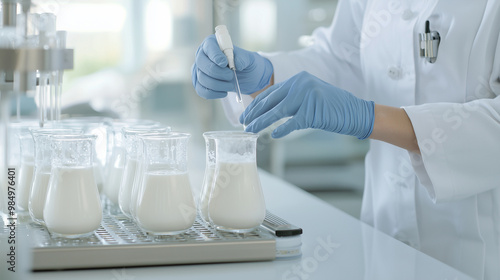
(135, 132, 196, 235)
(208, 132, 266, 233)
(118, 125, 170, 218)
(44, 134, 102, 238)
(103, 120, 161, 208)
(29, 128, 81, 225)
(198, 131, 220, 224)
(4, 121, 38, 215)
(59, 117, 111, 193)
(130, 131, 173, 220)
(17, 131, 36, 212)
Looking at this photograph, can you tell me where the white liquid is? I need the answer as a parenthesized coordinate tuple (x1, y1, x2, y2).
(118, 158, 138, 216)
(104, 165, 124, 205)
(94, 163, 104, 193)
(209, 162, 266, 231)
(129, 161, 144, 219)
(136, 172, 196, 234)
(103, 147, 126, 205)
(44, 166, 102, 237)
(199, 166, 215, 223)
(17, 162, 35, 211)
(29, 172, 51, 224)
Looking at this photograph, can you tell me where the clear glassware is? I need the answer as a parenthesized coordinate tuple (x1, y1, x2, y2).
(4, 121, 38, 215)
(118, 126, 170, 218)
(198, 131, 219, 224)
(29, 128, 80, 225)
(17, 130, 36, 212)
(44, 134, 102, 238)
(135, 132, 196, 235)
(130, 131, 173, 220)
(103, 120, 160, 210)
(59, 117, 111, 193)
(105, 119, 160, 170)
(208, 132, 266, 233)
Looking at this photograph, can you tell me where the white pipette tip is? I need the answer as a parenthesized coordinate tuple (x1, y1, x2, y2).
(233, 69, 243, 103)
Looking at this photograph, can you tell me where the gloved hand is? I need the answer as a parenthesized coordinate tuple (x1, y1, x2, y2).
(192, 35, 274, 99)
(240, 71, 375, 139)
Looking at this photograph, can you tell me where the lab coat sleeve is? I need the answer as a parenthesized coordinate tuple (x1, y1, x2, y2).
(403, 96, 500, 203)
(261, 0, 367, 98)
(404, 26, 500, 203)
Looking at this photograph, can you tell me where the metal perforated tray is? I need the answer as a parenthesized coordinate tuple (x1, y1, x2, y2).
(27, 210, 284, 270)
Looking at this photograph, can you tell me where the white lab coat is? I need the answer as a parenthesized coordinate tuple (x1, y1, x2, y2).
(259, 0, 500, 279)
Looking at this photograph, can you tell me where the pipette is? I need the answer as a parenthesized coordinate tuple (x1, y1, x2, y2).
(215, 25, 243, 104)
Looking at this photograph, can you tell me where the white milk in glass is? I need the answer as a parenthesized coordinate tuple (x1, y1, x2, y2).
(118, 158, 138, 216)
(103, 146, 126, 205)
(94, 163, 104, 193)
(44, 167, 102, 237)
(29, 172, 51, 224)
(209, 161, 266, 230)
(129, 161, 144, 219)
(104, 165, 124, 205)
(136, 171, 196, 234)
(17, 161, 34, 211)
(199, 166, 215, 223)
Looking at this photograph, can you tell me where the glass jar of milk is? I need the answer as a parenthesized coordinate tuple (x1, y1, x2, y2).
(43, 134, 102, 238)
(29, 128, 81, 225)
(208, 132, 266, 233)
(4, 121, 38, 215)
(135, 132, 196, 235)
(17, 130, 36, 212)
(103, 119, 160, 210)
(118, 125, 170, 218)
(59, 118, 111, 194)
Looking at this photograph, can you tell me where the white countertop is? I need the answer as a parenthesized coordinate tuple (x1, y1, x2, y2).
(1, 146, 474, 280)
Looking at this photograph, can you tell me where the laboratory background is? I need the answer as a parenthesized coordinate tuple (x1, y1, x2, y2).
(13, 0, 365, 217)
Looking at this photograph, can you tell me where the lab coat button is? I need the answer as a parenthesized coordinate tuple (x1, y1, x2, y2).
(387, 66, 402, 80)
(401, 9, 414, 20)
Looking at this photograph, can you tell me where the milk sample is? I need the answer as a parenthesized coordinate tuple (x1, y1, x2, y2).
(118, 158, 138, 216)
(104, 165, 124, 205)
(44, 166, 102, 237)
(103, 147, 126, 205)
(94, 163, 104, 193)
(129, 161, 144, 219)
(136, 171, 196, 234)
(29, 172, 51, 224)
(209, 162, 266, 231)
(199, 166, 215, 223)
(17, 162, 35, 211)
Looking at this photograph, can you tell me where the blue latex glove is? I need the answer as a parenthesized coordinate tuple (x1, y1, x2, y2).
(192, 35, 274, 99)
(240, 71, 375, 139)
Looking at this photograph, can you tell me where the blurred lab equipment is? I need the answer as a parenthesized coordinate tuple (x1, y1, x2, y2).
(0, 0, 74, 215)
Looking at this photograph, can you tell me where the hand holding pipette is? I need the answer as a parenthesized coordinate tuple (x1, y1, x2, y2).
(191, 26, 274, 128)
(192, 29, 273, 100)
